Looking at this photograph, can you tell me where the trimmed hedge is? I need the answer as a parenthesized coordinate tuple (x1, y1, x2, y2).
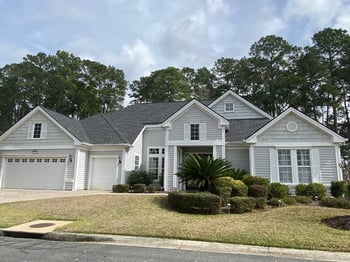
(269, 183, 290, 199)
(211, 186, 232, 205)
(147, 186, 156, 193)
(295, 183, 327, 199)
(229, 197, 256, 213)
(320, 197, 350, 209)
(242, 175, 269, 187)
(255, 197, 267, 209)
(268, 198, 284, 207)
(168, 192, 221, 214)
(283, 196, 297, 205)
(295, 196, 313, 204)
(133, 184, 146, 193)
(112, 184, 129, 193)
(248, 185, 268, 198)
(231, 180, 248, 197)
(127, 170, 155, 186)
(295, 184, 308, 196)
(330, 181, 348, 198)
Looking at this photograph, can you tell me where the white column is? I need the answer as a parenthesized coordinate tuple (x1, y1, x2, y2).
(249, 145, 255, 176)
(173, 146, 178, 190)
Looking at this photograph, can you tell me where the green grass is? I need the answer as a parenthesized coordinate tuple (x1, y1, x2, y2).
(1, 195, 350, 251)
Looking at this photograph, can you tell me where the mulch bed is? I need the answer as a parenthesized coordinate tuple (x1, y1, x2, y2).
(321, 216, 350, 230)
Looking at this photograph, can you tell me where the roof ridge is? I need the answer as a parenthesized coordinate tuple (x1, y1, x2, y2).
(100, 114, 130, 144)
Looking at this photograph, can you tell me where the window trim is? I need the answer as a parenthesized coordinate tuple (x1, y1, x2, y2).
(147, 147, 165, 180)
(224, 102, 235, 112)
(134, 154, 140, 170)
(184, 122, 207, 141)
(27, 122, 47, 139)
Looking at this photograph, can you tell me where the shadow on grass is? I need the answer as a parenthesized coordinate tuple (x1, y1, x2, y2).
(152, 195, 171, 211)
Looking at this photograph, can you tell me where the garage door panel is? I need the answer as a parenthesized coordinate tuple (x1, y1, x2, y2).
(3, 157, 66, 190)
(91, 158, 117, 190)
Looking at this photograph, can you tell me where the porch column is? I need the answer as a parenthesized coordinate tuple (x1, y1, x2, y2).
(249, 145, 255, 176)
(173, 145, 178, 189)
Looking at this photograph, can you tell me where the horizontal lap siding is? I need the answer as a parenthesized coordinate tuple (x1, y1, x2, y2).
(75, 150, 87, 190)
(254, 147, 270, 180)
(226, 148, 250, 172)
(319, 147, 338, 183)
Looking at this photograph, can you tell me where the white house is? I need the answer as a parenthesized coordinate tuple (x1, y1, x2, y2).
(0, 90, 347, 191)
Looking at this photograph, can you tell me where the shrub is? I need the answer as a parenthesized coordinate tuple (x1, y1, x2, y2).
(229, 197, 256, 213)
(320, 198, 350, 209)
(127, 170, 155, 186)
(147, 186, 156, 193)
(211, 186, 232, 205)
(242, 175, 269, 187)
(268, 198, 283, 207)
(295, 184, 308, 196)
(330, 181, 348, 198)
(283, 196, 297, 205)
(255, 197, 267, 209)
(295, 183, 327, 200)
(133, 184, 146, 193)
(230, 180, 248, 197)
(112, 184, 129, 193)
(295, 196, 313, 204)
(225, 168, 249, 180)
(248, 185, 268, 198)
(268, 183, 290, 199)
(168, 192, 221, 214)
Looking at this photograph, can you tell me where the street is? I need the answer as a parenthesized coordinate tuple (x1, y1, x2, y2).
(0, 236, 326, 262)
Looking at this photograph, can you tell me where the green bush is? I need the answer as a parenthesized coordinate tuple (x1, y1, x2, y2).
(112, 184, 129, 193)
(147, 186, 156, 193)
(230, 180, 248, 197)
(269, 183, 290, 199)
(168, 192, 221, 214)
(211, 186, 232, 205)
(133, 183, 146, 193)
(242, 175, 269, 187)
(268, 198, 284, 207)
(320, 198, 350, 209)
(229, 197, 256, 213)
(283, 196, 297, 205)
(248, 185, 268, 198)
(127, 170, 156, 186)
(225, 169, 250, 180)
(295, 196, 313, 204)
(255, 197, 267, 209)
(295, 183, 327, 199)
(330, 181, 348, 198)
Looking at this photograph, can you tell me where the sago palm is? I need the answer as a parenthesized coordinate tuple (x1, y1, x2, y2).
(177, 154, 232, 192)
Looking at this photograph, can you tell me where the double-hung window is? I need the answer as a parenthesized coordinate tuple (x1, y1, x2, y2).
(278, 149, 312, 184)
(147, 147, 165, 180)
(184, 123, 206, 140)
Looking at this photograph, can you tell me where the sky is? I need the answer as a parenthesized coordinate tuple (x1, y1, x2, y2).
(1, 0, 350, 85)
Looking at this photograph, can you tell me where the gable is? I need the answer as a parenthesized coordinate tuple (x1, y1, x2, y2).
(0, 111, 74, 148)
(209, 90, 272, 120)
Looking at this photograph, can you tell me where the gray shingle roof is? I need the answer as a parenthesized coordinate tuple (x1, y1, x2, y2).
(42, 101, 270, 145)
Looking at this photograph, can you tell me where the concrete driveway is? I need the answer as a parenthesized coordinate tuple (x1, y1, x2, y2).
(0, 189, 112, 204)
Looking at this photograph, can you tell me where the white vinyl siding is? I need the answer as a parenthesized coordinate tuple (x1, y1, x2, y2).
(226, 148, 250, 172)
(75, 150, 87, 190)
(255, 147, 270, 180)
(319, 147, 338, 183)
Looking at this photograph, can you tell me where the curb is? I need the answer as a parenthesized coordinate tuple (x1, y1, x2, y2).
(1, 230, 350, 261)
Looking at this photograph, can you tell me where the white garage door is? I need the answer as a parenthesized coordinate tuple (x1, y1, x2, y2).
(91, 157, 118, 190)
(3, 157, 66, 190)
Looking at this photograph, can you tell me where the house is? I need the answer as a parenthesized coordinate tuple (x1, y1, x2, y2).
(0, 90, 347, 191)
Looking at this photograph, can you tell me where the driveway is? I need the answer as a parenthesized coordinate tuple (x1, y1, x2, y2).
(0, 189, 112, 204)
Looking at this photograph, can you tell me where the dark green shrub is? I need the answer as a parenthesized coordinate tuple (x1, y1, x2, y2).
(229, 197, 256, 213)
(320, 198, 350, 209)
(242, 175, 269, 187)
(306, 183, 327, 199)
(225, 169, 250, 180)
(295, 196, 313, 204)
(283, 196, 297, 205)
(330, 181, 347, 198)
(127, 170, 156, 186)
(133, 183, 146, 193)
(112, 184, 129, 193)
(269, 183, 290, 199)
(255, 197, 267, 209)
(248, 185, 268, 198)
(295, 184, 308, 196)
(168, 192, 221, 214)
(211, 186, 232, 205)
(268, 198, 283, 207)
(230, 180, 248, 197)
(147, 186, 156, 193)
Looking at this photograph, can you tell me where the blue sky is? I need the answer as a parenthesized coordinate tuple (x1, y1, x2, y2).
(1, 0, 350, 83)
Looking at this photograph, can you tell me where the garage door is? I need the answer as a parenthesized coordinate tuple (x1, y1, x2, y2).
(90, 157, 118, 190)
(3, 157, 66, 190)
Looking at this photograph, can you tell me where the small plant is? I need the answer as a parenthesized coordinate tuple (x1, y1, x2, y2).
(295, 184, 308, 196)
(295, 183, 327, 200)
(320, 198, 350, 209)
(133, 184, 146, 193)
(282, 196, 297, 205)
(127, 170, 156, 186)
(216, 177, 248, 197)
(229, 197, 256, 213)
(211, 186, 232, 205)
(168, 192, 221, 214)
(242, 175, 269, 187)
(269, 183, 290, 199)
(225, 168, 250, 180)
(112, 184, 129, 193)
(330, 181, 348, 198)
(248, 185, 268, 198)
(268, 198, 284, 207)
(255, 197, 267, 209)
(295, 196, 313, 204)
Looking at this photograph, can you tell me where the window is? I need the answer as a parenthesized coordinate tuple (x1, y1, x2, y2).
(33, 123, 42, 138)
(278, 149, 312, 184)
(148, 147, 165, 180)
(190, 124, 200, 140)
(134, 155, 140, 170)
(224, 102, 234, 112)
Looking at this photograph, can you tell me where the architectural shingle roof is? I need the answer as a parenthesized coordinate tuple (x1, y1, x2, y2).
(42, 100, 270, 145)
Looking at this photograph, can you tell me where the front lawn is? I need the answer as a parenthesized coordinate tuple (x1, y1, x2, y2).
(0, 195, 350, 251)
